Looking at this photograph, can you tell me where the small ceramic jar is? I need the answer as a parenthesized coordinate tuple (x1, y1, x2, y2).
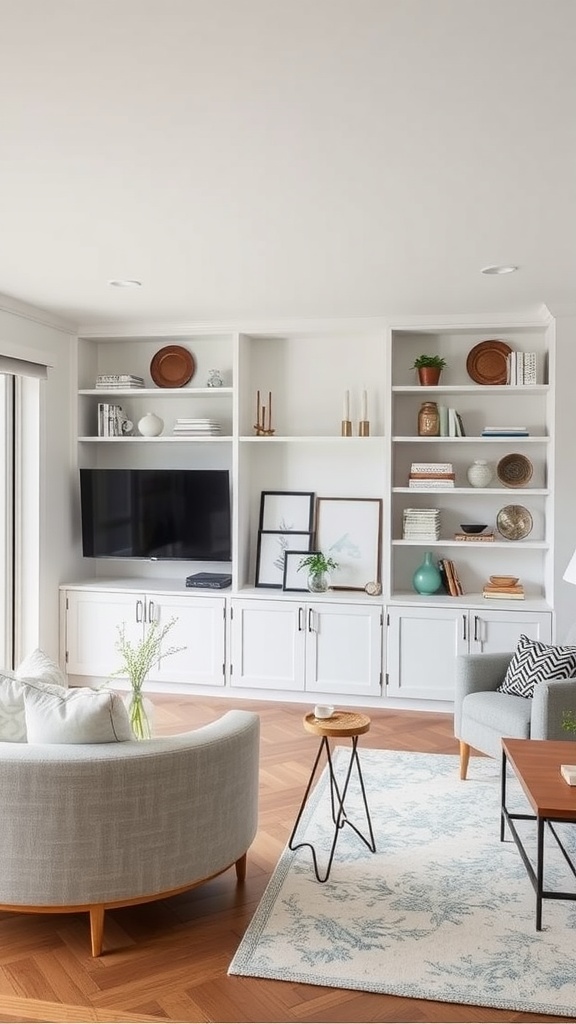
(138, 412, 164, 437)
(467, 459, 494, 488)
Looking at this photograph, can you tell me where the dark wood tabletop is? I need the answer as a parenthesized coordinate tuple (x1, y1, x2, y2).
(502, 738, 576, 819)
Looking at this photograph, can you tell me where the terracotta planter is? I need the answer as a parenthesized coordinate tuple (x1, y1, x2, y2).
(417, 366, 442, 386)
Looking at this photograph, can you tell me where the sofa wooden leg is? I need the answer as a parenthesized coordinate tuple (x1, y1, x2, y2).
(459, 741, 471, 780)
(89, 905, 105, 956)
(235, 853, 247, 883)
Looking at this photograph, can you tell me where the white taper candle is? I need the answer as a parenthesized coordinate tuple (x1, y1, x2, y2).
(343, 389, 350, 420)
(361, 389, 368, 421)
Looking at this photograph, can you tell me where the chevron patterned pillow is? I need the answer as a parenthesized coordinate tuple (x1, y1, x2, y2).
(498, 634, 576, 699)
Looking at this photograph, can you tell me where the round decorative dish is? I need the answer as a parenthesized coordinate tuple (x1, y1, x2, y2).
(497, 453, 533, 488)
(496, 504, 533, 541)
(466, 340, 512, 385)
(150, 345, 195, 388)
(489, 575, 519, 587)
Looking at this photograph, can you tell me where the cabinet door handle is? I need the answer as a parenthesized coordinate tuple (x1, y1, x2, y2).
(474, 615, 479, 643)
(308, 608, 314, 633)
(135, 599, 144, 623)
(298, 607, 304, 631)
(462, 614, 467, 641)
(147, 599, 156, 622)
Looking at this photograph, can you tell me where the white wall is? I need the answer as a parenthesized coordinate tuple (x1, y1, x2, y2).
(0, 295, 76, 663)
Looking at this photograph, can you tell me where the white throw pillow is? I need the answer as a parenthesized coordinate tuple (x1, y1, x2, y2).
(24, 686, 133, 744)
(0, 672, 65, 742)
(16, 648, 68, 689)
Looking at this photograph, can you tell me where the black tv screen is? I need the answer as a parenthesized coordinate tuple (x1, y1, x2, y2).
(80, 468, 231, 561)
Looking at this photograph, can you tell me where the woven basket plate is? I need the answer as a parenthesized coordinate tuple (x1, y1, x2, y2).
(497, 453, 533, 488)
(466, 340, 512, 385)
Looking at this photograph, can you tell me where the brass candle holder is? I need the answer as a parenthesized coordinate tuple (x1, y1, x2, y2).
(341, 419, 352, 436)
(359, 420, 370, 436)
(254, 390, 275, 436)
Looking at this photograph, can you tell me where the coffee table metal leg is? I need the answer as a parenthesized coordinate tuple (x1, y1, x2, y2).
(536, 816, 544, 931)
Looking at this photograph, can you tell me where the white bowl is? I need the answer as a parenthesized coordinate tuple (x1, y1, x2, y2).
(314, 704, 335, 719)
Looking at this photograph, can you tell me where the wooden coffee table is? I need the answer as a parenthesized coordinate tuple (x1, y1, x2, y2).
(288, 710, 376, 882)
(501, 738, 576, 929)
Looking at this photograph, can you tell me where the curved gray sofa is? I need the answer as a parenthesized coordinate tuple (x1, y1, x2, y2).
(0, 709, 260, 955)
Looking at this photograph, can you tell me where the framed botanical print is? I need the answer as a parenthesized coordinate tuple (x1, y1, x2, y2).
(258, 491, 315, 533)
(255, 531, 313, 588)
(314, 497, 382, 591)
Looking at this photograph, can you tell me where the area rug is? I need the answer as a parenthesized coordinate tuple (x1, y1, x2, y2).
(229, 748, 576, 1017)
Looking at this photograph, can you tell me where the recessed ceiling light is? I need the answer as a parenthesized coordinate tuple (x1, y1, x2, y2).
(480, 265, 518, 275)
(108, 279, 142, 288)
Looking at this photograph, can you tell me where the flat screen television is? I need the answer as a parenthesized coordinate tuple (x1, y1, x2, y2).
(80, 468, 232, 561)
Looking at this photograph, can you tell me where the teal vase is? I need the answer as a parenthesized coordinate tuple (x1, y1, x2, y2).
(412, 552, 442, 595)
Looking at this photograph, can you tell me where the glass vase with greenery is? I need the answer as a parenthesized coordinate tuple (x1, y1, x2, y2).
(298, 552, 339, 593)
(562, 710, 576, 735)
(112, 617, 185, 739)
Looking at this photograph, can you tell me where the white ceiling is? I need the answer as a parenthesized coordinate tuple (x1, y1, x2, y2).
(1, 0, 575, 330)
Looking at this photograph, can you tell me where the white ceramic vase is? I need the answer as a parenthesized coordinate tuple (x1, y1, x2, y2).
(138, 412, 164, 437)
(467, 459, 494, 488)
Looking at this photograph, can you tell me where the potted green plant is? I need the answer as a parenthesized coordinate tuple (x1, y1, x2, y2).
(411, 354, 447, 386)
(298, 552, 339, 593)
(111, 617, 185, 739)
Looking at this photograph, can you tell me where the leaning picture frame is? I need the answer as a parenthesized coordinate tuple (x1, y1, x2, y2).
(282, 549, 319, 593)
(258, 491, 315, 533)
(315, 497, 382, 591)
(255, 531, 313, 588)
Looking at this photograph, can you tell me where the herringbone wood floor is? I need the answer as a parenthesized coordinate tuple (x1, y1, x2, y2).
(0, 696, 567, 1024)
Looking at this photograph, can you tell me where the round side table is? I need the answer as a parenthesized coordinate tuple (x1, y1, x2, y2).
(288, 710, 376, 882)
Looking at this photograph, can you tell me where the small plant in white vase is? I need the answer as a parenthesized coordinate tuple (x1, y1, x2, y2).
(298, 552, 339, 593)
(111, 617, 185, 739)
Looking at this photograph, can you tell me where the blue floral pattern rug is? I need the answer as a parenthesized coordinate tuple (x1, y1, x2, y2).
(229, 748, 576, 1017)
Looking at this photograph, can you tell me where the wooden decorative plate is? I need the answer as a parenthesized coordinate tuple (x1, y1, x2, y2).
(150, 345, 195, 388)
(497, 453, 533, 488)
(466, 340, 512, 385)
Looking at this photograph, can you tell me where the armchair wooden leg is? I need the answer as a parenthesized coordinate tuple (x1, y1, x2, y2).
(459, 741, 471, 780)
(235, 853, 247, 883)
(89, 905, 105, 957)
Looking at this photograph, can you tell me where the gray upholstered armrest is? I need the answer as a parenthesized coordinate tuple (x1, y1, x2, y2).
(531, 677, 576, 740)
(454, 652, 512, 734)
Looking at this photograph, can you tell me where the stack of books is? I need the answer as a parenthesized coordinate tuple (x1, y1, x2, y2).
(507, 352, 537, 385)
(95, 374, 145, 389)
(172, 418, 222, 436)
(437, 407, 465, 436)
(438, 558, 464, 595)
(408, 462, 455, 489)
(481, 426, 530, 437)
(402, 508, 440, 540)
(482, 581, 525, 600)
(98, 403, 128, 436)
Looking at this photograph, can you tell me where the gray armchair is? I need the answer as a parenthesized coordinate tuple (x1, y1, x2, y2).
(454, 652, 576, 779)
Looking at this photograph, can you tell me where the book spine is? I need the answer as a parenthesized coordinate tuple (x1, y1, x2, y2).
(410, 462, 453, 473)
(523, 351, 537, 384)
(453, 534, 495, 541)
(449, 560, 464, 595)
(438, 405, 448, 436)
(444, 559, 458, 596)
(517, 351, 524, 384)
(482, 592, 525, 600)
(408, 480, 455, 489)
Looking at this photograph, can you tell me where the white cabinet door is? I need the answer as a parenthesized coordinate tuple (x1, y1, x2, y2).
(65, 589, 226, 687)
(387, 606, 467, 702)
(65, 590, 142, 678)
(306, 603, 382, 697)
(229, 599, 305, 690)
(469, 609, 552, 654)
(148, 595, 226, 687)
